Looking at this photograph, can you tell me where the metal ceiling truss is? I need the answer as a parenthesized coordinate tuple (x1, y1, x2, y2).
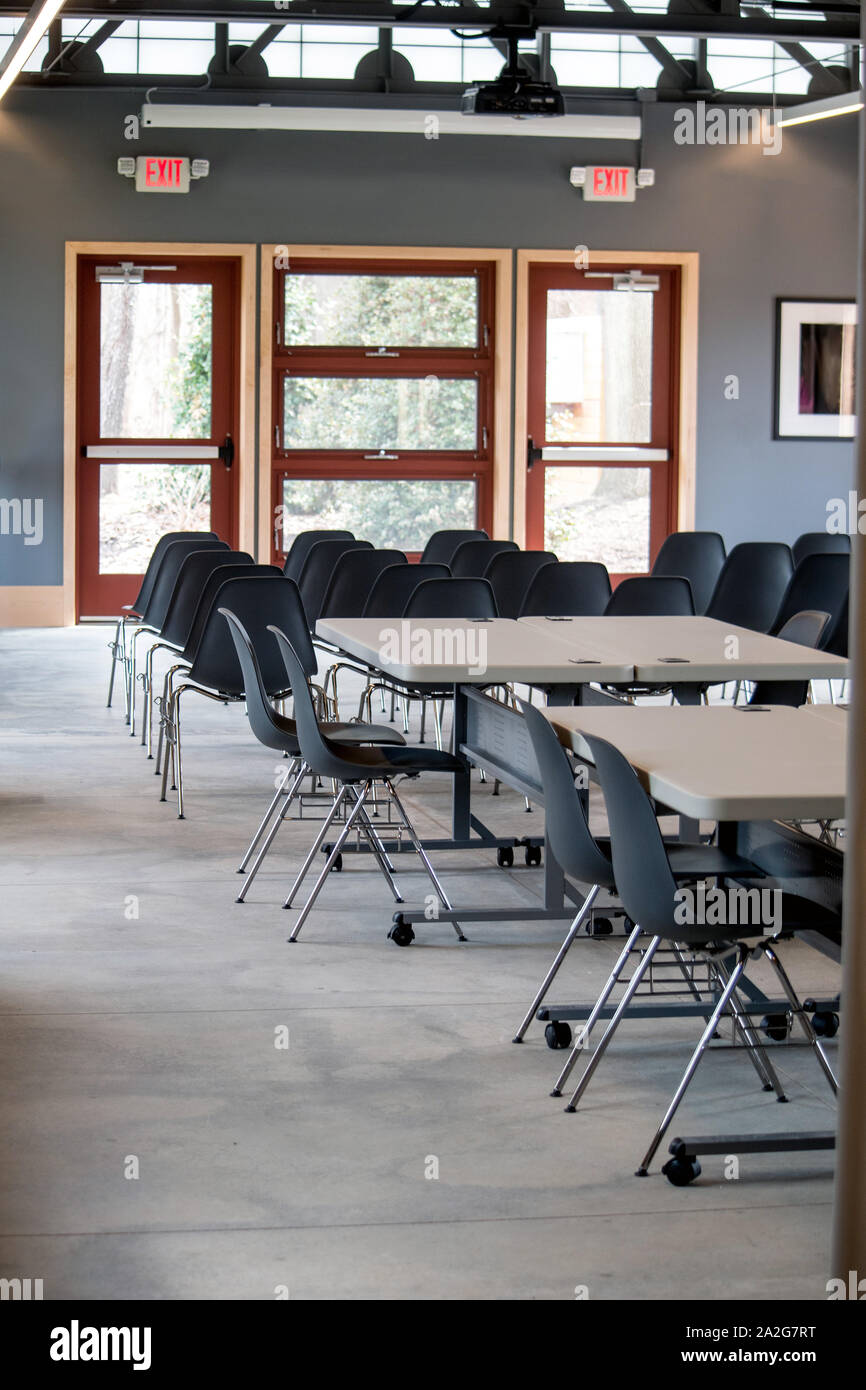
(1, 0, 860, 97)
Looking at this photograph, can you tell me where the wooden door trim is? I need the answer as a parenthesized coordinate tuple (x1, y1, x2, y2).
(514, 249, 698, 549)
(259, 244, 513, 561)
(63, 241, 257, 625)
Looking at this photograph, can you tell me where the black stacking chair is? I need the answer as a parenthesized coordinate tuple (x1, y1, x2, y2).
(651, 532, 726, 615)
(268, 626, 466, 944)
(824, 592, 849, 659)
(485, 551, 558, 620)
(748, 609, 830, 708)
(157, 573, 292, 817)
(318, 548, 408, 716)
(127, 538, 230, 738)
(141, 550, 253, 757)
(420, 528, 488, 566)
(319, 548, 408, 621)
(519, 561, 612, 617)
(771, 553, 849, 641)
(604, 575, 694, 617)
(297, 539, 373, 630)
(362, 563, 451, 618)
(154, 565, 284, 776)
(106, 530, 219, 714)
(450, 537, 519, 578)
(404, 577, 498, 620)
(577, 732, 840, 1181)
(283, 529, 354, 583)
(219, 606, 406, 902)
(792, 531, 851, 567)
(516, 702, 763, 1074)
(704, 542, 794, 632)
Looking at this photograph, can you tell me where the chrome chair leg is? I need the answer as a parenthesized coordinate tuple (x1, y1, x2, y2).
(635, 945, 749, 1175)
(236, 762, 309, 901)
(385, 779, 465, 941)
(238, 759, 301, 872)
(282, 786, 350, 908)
(512, 885, 600, 1044)
(762, 943, 838, 1094)
(710, 957, 787, 1098)
(287, 787, 370, 941)
(551, 919, 643, 1095)
(564, 937, 660, 1112)
(354, 797, 405, 904)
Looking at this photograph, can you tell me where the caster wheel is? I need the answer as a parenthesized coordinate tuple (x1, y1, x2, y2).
(388, 918, 415, 948)
(590, 916, 614, 937)
(662, 1154, 701, 1186)
(760, 1013, 790, 1042)
(545, 1021, 572, 1050)
(331, 854, 343, 873)
(497, 846, 515, 869)
(811, 1010, 839, 1038)
(524, 844, 542, 867)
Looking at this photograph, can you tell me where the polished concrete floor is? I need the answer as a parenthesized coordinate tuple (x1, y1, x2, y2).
(0, 626, 841, 1300)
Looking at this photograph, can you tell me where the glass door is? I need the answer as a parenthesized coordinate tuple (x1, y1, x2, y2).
(76, 256, 239, 617)
(525, 264, 680, 580)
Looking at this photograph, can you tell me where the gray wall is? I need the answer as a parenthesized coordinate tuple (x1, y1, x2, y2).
(0, 89, 857, 587)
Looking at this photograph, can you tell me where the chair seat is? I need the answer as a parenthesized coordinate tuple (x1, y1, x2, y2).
(667, 844, 766, 880)
(321, 740, 465, 778)
(268, 706, 407, 747)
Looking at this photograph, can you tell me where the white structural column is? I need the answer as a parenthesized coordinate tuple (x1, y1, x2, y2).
(831, 20, 866, 1280)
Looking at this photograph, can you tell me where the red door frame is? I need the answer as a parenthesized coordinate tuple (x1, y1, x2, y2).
(524, 263, 681, 579)
(76, 255, 240, 617)
(270, 257, 496, 561)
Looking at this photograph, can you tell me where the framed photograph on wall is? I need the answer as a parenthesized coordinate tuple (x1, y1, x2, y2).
(775, 298, 857, 439)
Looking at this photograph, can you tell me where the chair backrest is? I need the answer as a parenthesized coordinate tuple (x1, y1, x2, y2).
(404, 577, 498, 619)
(771, 552, 849, 637)
(420, 528, 488, 566)
(269, 625, 361, 782)
(704, 542, 794, 632)
(362, 563, 451, 618)
(283, 529, 354, 583)
(792, 531, 851, 567)
(749, 609, 831, 707)
(187, 576, 304, 697)
(297, 539, 373, 627)
(319, 548, 408, 620)
(582, 733, 685, 941)
(219, 607, 299, 754)
(520, 701, 615, 889)
(824, 591, 849, 658)
(604, 575, 694, 617)
(128, 530, 219, 615)
(651, 531, 726, 615)
(139, 538, 230, 631)
(519, 560, 612, 617)
(484, 551, 558, 620)
(182, 563, 283, 662)
(160, 551, 252, 649)
(450, 538, 519, 578)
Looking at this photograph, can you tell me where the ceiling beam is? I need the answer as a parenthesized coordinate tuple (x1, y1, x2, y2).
(602, 0, 696, 90)
(0, 4, 859, 45)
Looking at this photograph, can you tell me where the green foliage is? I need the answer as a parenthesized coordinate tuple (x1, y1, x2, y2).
(282, 478, 475, 553)
(171, 288, 213, 437)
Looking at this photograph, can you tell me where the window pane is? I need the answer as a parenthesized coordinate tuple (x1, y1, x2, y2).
(544, 466, 651, 572)
(282, 377, 477, 450)
(99, 463, 211, 573)
(100, 283, 213, 438)
(545, 289, 653, 444)
(283, 273, 478, 347)
(281, 478, 476, 553)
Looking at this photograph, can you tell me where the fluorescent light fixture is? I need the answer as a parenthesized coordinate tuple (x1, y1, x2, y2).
(777, 90, 863, 128)
(142, 103, 641, 141)
(0, 0, 67, 104)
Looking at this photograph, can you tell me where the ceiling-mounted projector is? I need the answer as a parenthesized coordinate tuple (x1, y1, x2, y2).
(461, 33, 565, 118)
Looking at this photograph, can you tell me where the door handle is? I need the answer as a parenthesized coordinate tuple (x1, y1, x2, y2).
(218, 435, 234, 470)
(527, 436, 542, 471)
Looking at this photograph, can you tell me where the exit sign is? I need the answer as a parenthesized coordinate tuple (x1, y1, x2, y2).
(134, 156, 191, 193)
(582, 166, 635, 203)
